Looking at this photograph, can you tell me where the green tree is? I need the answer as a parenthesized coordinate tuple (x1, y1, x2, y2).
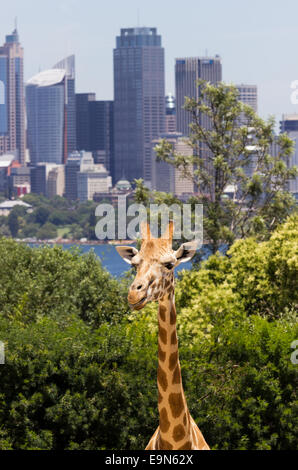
(8, 210, 19, 237)
(36, 222, 57, 240)
(34, 206, 51, 225)
(155, 81, 297, 253)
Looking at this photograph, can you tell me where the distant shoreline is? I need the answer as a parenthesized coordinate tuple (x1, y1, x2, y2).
(15, 238, 136, 246)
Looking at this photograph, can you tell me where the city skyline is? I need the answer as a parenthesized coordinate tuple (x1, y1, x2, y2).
(1, 0, 297, 127)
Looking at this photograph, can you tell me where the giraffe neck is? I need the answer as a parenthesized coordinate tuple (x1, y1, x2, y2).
(157, 291, 191, 450)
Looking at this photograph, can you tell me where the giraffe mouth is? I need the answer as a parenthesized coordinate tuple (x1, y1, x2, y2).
(129, 296, 147, 310)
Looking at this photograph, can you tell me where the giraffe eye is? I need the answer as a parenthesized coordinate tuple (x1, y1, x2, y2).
(164, 262, 174, 270)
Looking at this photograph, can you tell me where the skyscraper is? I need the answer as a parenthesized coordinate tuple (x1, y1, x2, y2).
(0, 28, 26, 164)
(165, 93, 176, 133)
(175, 56, 222, 136)
(76, 93, 96, 151)
(76, 94, 114, 174)
(113, 27, 165, 185)
(26, 69, 67, 165)
(280, 114, 298, 199)
(53, 55, 76, 156)
(236, 84, 258, 113)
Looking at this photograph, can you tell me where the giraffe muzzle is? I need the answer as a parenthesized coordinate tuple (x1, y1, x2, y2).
(128, 295, 147, 310)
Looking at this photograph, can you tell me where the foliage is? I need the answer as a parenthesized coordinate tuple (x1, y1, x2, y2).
(0, 194, 99, 240)
(0, 239, 129, 327)
(174, 214, 298, 341)
(0, 218, 297, 449)
(154, 81, 297, 252)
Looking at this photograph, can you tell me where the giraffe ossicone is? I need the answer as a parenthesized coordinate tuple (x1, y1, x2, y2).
(116, 221, 210, 450)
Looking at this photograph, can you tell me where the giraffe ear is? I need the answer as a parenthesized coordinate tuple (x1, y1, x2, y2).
(116, 246, 139, 264)
(174, 240, 198, 264)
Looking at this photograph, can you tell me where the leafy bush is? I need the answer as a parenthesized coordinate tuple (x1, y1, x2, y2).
(0, 217, 297, 449)
(0, 239, 129, 327)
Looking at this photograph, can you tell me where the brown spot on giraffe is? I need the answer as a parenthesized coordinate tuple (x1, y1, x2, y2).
(178, 440, 192, 450)
(157, 365, 168, 392)
(160, 437, 173, 450)
(159, 304, 166, 322)
(158, 343, 166, 362)
(159, 408, 170, 433)
(169, 392, 184, 418)
(171, 331, 177, 345)
(170, 305, 176, 325)
(159, 326, 167, 345)
(172, 365, 181, 384)
(173, 424, 186, 442)
(169, 351, 178, 371)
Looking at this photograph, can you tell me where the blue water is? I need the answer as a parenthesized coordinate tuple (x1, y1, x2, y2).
(28, 243, 212, 278)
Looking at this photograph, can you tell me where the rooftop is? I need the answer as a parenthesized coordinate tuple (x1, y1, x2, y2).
(0, 153, 16, 168)
(0, 200, 32, 209)
(27, 69, 66, 87)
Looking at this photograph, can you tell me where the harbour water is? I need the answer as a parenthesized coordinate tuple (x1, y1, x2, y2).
(28, 243, 213, 277)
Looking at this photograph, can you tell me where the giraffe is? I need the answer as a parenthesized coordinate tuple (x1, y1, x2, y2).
(116, 221, 210, 451)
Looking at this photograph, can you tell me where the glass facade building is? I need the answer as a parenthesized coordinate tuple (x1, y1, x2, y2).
(175, 56, 222, 136)
(53, 55, 76, 157)
(76, 94, 114, 174)
(0, 56, 7, 135)
(26, 69, 66, 165)
(113, 27, 165, 185)
(0, 29, 25, 163)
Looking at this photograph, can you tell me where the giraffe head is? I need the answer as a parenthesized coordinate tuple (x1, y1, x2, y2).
(116, 221, 197, 310)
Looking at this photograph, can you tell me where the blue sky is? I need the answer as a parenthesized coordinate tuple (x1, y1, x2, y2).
(1, 0, 298, 125)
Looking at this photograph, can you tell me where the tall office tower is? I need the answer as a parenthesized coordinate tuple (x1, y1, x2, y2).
(0, 28, 26, 164)
(152, 133, 194, 196)
(89, 100, 114, 173)
(280, 114, 298, 199)
(47, 165, 65, 198)
(53, 55, 76, 156)
(165, 93, 176, 133)
(26, 69, 67, 165)
(175, 56, 222, 136)
(76, 94, 113, 173)
(113, 27, 165, 185)
(76, 93, 96, 151)
(77, 152, 112, 201)
(65, 151, 82, 200)
(236, 84, 258, 113)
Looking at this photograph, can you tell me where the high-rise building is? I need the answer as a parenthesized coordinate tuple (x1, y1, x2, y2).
(30, 163, 64, 197)
(236, 84, 258, 113)
(113, 27, 165, 185)
(175, 56, 222, 136)
(76, 94, 114, 174)
(65, 151, 82, 200)
(0, 28, 26, 164)
(76, 93, 96, 151)
(165, 93, 176, 133)
(26, 69, 67, 165)
(53, 55, 76, 157)
(47, 165, 65, 198)
(77, 152, 112, 201)
(280, 114, 298, 199)
(151, 133, 194, 196)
